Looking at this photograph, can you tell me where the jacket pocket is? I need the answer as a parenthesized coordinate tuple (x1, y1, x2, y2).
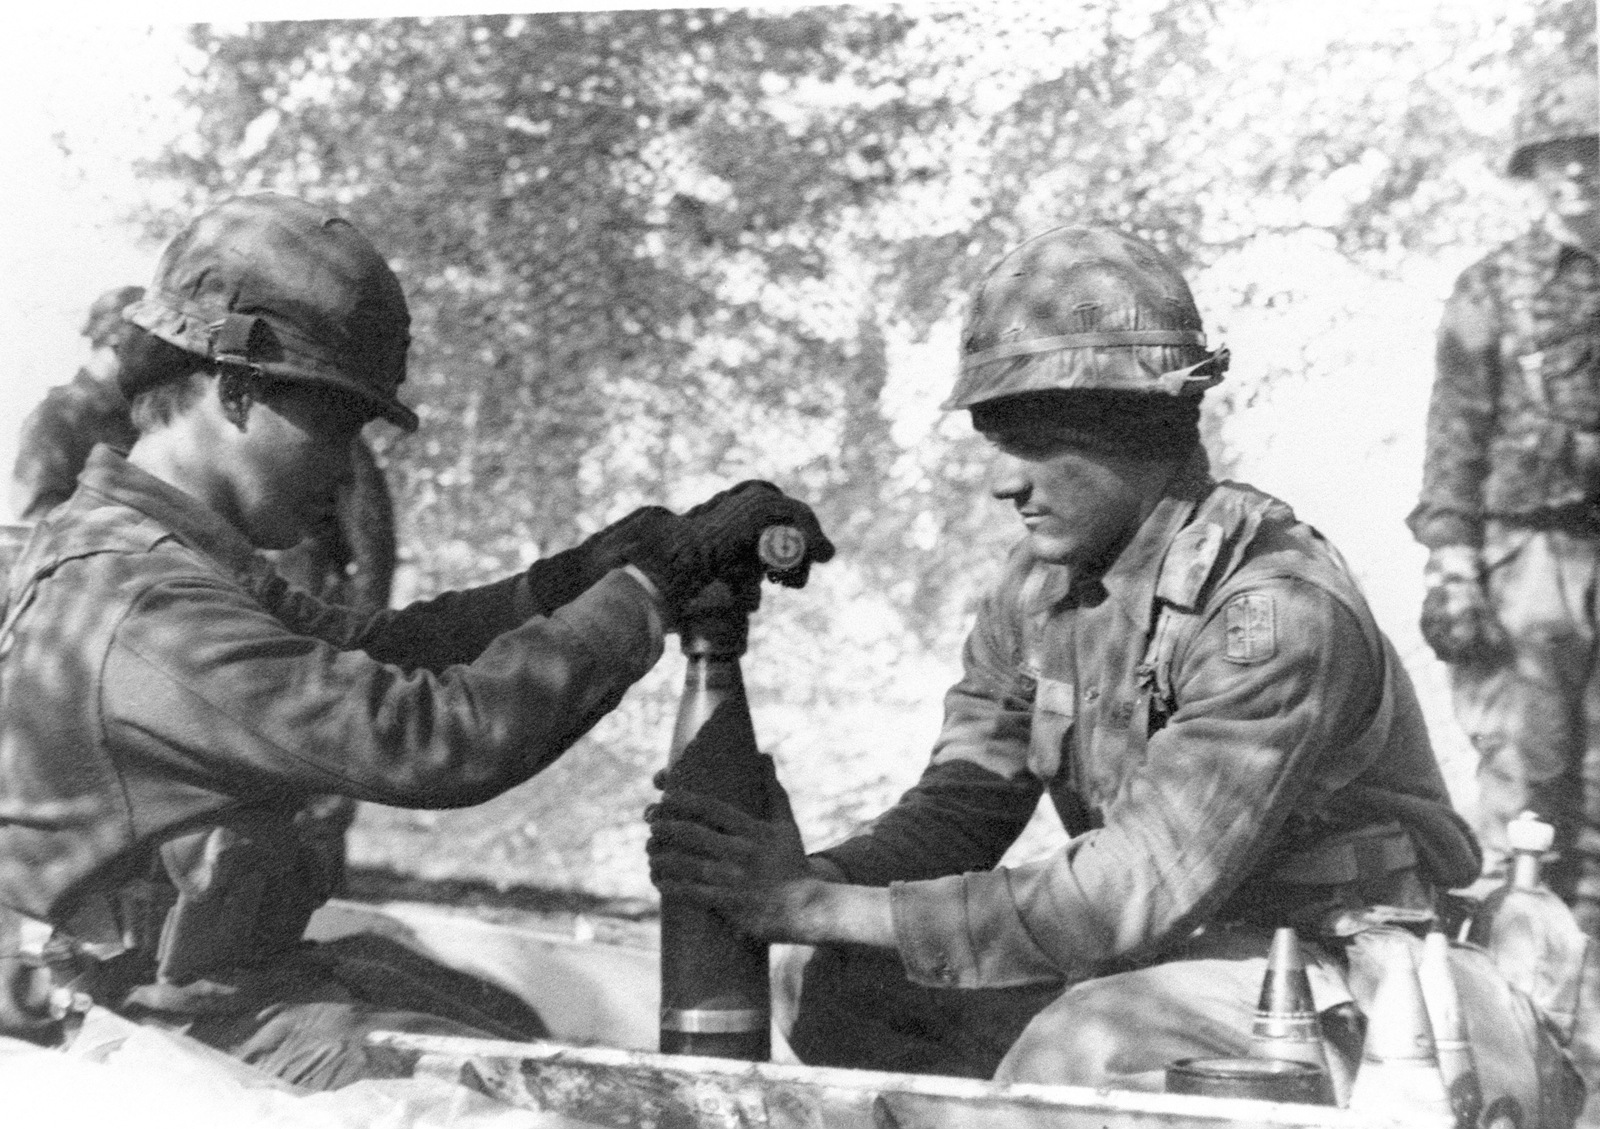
(1523, 333, 1600, 431)
(1027, 677, 1075, 781)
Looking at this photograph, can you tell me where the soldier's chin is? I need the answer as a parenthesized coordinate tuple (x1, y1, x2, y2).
(1024, 531, 1081, 568)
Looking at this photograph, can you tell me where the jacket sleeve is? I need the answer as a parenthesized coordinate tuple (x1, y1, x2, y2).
(816, 564, 1043, 886)
(242, 558, 636, 674)
(1408, 265, 1501, 550)
(886, 576, 1379, 989)
(101, 565, 665, 810)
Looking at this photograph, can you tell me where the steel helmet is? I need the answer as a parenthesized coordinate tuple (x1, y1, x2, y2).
(1508, 70, 1600, 179)
(82, 285, 144, 350)
(125, 193, 417, 431)
(944, 225, 1226, 411)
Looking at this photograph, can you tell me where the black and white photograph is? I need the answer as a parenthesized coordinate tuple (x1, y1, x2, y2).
(0, 0, 1595, 1124)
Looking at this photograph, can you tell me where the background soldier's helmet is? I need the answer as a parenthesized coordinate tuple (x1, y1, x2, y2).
(125, 193, 418, 431)
(1508, 70, 1600, 179)
(943, 225, 1227, 411)
(82, 285, 144, 351)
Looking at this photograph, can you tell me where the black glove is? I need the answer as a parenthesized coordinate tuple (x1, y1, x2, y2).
(625, 482, 835, 615)
(683, 481, 835, 588)
(1419, 546, 1510, 666)
(523, 506, 678, 616)
(0, 954, 53, 1043)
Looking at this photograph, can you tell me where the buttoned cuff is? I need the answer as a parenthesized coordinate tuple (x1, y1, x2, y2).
(551, 569, 665, 679)
(889, 872, 1070, 990)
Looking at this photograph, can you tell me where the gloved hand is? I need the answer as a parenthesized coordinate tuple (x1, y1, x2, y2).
(684, 481, 836, 588)
(646, 756, 817, 943)
(625, 482, 835, 615)
(1420, 545, 1510, 665)
(523, 506, 678, 615)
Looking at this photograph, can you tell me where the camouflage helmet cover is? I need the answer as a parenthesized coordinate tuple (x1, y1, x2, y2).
(944, 225, 1227, 411)
(82, 285, 145, 348)
(1508, 70, 1600, 179)
(125, 193, 417, 431)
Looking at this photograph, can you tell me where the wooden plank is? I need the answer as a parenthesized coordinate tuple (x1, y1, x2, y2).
(369, 1032, 1410, 1129)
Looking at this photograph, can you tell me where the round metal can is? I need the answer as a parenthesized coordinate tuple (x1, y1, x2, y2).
(1165, 1057, 1333, 1105)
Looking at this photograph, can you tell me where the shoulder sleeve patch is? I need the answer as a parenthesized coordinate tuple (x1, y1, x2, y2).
(1223, 592, 1276, 664)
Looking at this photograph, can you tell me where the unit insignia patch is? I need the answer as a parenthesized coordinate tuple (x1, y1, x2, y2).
(1223, 593, 1276, 664)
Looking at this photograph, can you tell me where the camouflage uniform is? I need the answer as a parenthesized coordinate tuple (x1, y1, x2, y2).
(783, 452, 1575, 1122)
(775, 225, 1578, 1122)
(11, 300, 403, 892)
(1408, 223, 1600, 900)
(0, 446, 666, 1085)
(12, 370, 397, 618)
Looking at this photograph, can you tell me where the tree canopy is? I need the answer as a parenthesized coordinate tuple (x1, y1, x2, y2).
(140, 0, 1596, 895)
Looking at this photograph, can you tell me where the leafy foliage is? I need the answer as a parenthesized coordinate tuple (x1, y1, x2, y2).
(140, 0, 1595, 896)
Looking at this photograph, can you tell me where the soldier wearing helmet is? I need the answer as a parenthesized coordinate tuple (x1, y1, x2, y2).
(1410, 68, 1600, 923)
(13, 284, 397, 615)
(650, 224, 1573, 1117)
(0, 193, 834, 1086)
(11, 281, 396, 919)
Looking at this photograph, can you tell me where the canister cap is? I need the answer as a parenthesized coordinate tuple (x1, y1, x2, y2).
(1508, 811, 1555, 853)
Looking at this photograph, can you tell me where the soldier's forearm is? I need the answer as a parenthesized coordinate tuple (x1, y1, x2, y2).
(784, 878, 895, 950)
(813, 758, 1040, 886)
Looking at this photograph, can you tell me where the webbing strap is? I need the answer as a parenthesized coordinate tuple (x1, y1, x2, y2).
(961, 328, 1207, 372)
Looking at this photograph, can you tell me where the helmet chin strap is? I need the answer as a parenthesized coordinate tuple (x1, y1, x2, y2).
(216, 366, 263, 432)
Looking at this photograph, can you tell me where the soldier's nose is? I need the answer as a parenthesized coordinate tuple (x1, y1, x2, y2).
(988, 453, 1030, 502)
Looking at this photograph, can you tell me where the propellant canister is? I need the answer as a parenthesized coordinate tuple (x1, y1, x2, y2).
(657, 527, 806, 1060)
(1466, 811, 1595, 1047)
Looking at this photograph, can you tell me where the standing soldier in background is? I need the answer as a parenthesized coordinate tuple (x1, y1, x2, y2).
(1410, 69, 1600, 924)
(10, 285, 143, 522)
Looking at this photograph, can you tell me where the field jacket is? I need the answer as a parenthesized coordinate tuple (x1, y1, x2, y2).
(822, 460, 1479, 988)
(1410, 223, 1600, 549)
(0, 446, 663, 932)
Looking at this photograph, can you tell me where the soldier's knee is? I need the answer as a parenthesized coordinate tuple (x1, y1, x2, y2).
(995, 985, 1125, 1086)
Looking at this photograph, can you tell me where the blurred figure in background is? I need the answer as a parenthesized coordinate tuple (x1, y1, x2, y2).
(10, 285, 143, 522)
(1410, 69, 1600, 925)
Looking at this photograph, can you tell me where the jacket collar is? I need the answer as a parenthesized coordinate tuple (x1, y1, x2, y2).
(1097, 448, 1214, 629)
(1025, 446, 1214, 627)
(74, 445, 259, 576)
